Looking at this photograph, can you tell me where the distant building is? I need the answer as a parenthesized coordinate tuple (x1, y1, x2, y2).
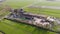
(0, 0, 2, 2)
(0, 0, 2, 1)
(46, 0, 55, 1)
(56, 0, 60, 1)
(0, 0, 5, 2)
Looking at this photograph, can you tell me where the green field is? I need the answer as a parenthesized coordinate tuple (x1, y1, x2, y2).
(0, 0, 60, 34)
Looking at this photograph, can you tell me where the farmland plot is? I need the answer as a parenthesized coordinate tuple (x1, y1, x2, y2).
(0, 0, 60, 34)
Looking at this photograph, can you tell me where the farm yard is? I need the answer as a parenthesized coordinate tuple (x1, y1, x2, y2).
(0, 0, 60, 34)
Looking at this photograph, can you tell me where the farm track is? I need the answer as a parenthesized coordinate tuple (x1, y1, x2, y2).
(28, 5, 60, 9)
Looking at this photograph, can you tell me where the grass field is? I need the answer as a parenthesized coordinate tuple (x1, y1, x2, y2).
(2, 0, 38, 8)
(0, 0, 60, 34)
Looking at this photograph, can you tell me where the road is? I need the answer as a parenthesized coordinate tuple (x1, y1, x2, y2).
(28, 5, 60, 9)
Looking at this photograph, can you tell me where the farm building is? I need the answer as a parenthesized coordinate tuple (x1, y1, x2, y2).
(0, 0, 5, 2)
(46, 0, 55, 1)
